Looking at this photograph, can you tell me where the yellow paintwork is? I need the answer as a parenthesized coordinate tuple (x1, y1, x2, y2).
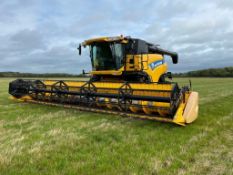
(171, 91, 199, 125)
(83, 36, 128, 46)
(11, 79, 198, 125)
(91, 69, 123, 76)
(183, 92, 199, 123)
(142, 54, 167, 82)
(173, 103, 186, 125)
(141, 101, 170, 116)
(12, 78, 199, 125)
(44, 80, 171, 99)
(90, 54, 167, 82)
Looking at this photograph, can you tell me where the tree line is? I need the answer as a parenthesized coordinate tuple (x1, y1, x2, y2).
(1, 67, 233, 77)
(174, 67, 233, 77)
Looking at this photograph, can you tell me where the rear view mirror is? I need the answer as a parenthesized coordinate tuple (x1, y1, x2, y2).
(171, 54, 178, 64)
(77, 44, 82, 55)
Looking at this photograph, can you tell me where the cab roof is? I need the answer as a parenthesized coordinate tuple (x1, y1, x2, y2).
(82, 35, 129, 46)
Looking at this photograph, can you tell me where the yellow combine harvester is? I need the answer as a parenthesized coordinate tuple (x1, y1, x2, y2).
(9, 36, 199, 125)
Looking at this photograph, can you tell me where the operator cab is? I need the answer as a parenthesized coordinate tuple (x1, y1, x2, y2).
(90, 42, 124, 71)
(79, 36, 178, 82)
(88, 38, 153, 71)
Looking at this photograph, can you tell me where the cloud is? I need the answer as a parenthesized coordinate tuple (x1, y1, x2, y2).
(0, 0, 233, 73)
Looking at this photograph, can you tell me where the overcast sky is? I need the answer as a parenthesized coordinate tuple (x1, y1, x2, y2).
(0, 0, 232, 74)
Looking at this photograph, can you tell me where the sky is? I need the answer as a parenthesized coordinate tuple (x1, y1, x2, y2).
(0, 0, 233, 74)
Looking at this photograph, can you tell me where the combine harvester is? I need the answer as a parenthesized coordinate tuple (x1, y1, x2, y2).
(9, 36, 198, 125)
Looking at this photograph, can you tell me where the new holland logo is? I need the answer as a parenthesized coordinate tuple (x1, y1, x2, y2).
(149, 60, 164, 70)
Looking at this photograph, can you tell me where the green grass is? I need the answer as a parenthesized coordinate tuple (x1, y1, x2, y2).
(0, 77, 233, 175)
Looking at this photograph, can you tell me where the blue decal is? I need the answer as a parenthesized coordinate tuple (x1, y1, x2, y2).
(149, 60, 164, 70)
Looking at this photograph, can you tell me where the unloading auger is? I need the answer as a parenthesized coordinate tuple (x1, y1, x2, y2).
(9, 36, 199, 125)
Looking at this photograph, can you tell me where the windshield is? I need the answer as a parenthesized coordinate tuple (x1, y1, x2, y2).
(90, 43, 124, 71)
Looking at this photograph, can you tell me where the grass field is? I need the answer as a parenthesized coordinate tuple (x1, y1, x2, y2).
(0, 78, 233, 175)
